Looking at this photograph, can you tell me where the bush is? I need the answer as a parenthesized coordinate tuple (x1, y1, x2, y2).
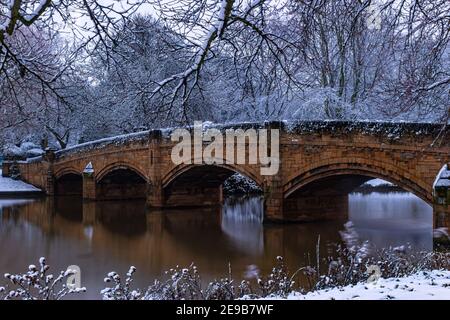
(1, 257, 86, 300)
(101, 257, 293, 300)
(305, 223, 450, 290)
(223, 173, 262, 196)
(2, 142, 43, 160)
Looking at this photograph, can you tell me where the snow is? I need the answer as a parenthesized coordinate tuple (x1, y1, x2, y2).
(0, 170, 41, 193)
(283, 120, 444, 138)
(433, 164, 450, 189)
(22, 0, 48, 22)
(433, 164, 448, 189)
(433, 228, 449, 239)
(27, 148, 44, 155)
(216, 0, 232, 37)
(0, 0, 14, 32)
(11, 120, 445, 164)
(55, 130, 150, 158)
(256, 270, 450, 300)
(442, 170, 450, 179)
(365, 178, 393, 187)
(435, 179, 450, 188)
(3, 142, 44, 159)
(83, 162, 94, 174)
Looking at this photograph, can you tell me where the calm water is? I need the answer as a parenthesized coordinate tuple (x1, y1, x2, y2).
(0, 192, 432, 299)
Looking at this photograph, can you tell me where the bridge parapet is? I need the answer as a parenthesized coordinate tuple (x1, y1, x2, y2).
(54, 130, 152, 160)
(48, 121, 450, 160)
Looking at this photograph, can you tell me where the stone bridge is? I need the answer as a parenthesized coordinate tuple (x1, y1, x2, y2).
(2, 121, 450, 228)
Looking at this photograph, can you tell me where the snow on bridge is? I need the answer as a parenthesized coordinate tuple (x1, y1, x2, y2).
(19, 120, 448, 162)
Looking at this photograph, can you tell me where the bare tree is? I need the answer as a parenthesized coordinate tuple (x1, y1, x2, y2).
(0, 0, 150, 108)
(1, 0, 449, 151)
(145, 0, 301, 122)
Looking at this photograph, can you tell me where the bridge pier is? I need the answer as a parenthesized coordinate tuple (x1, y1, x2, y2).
(43, 149, 56, 196)
(82, 170, 96, 200)
(146, 182, 163, 208)
(433, 205, 450, 248)
(263, 177, 284, 223)
(146, 130, 164, 208)
(433, 164, 450, 248)
(434, 205, 450, 228)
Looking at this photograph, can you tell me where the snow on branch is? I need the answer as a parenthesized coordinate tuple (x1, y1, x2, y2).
(19, 0, 51, 25)
(0, 0, 52, 37)
(149, 0, 285, 120)
(0, 0, 14, 33)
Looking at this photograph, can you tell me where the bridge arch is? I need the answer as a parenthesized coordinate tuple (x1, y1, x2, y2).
(55, 167, 81, 179)
(55, 170, 83, 196)
(95, 162, 148, 183)
(162, 163, 263, 189)
(161, 163, 263, 208)
(95, 162, 149, 200)
(284, 159, 431, 204)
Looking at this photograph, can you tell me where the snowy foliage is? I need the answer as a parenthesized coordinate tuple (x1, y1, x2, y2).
(0, 247, 449, 300)
(98, 249, 447, 300)
(307, 225, 450, 291)
(1, 257, 85, 300)
(2, 141, 43, 160)
(223, 173, 262, 196)
(2, 1, 449, 148)
(101, 257, 293, 300)
(101, 267, 141, 300)
(143, 264, 204, 300)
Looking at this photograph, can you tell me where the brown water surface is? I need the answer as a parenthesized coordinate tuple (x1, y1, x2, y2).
(0, 192, 432, 299)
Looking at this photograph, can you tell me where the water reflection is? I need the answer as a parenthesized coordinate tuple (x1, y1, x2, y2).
(349, 192, 433, 250)
(221, 196, 264, 255)
(0, 190, 433, 299)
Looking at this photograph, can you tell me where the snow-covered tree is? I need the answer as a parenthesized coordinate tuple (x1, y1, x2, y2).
(1, 0, 449, 150)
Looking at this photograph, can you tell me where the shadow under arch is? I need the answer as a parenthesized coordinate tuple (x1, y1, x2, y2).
(95, 163, 148, 200)
(282, 161, 436, 222)
(161, 163, 263, 208)
(54, 167, 81, 179)
(55, 172, 83, 196)
(162, 163, 263, 189)
(284, 162, 432, 204)
(95, 162, 148, 183)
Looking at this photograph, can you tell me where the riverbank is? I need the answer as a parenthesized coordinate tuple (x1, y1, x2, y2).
(0, 169, 42, 197)
(257, 270, 450, 300)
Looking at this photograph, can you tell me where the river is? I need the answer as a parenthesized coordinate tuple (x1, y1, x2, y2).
(0, 190, 432, 299)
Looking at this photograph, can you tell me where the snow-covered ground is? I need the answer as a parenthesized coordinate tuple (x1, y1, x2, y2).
(261, 270, 450, 300)
(0, 169, 41, 193)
